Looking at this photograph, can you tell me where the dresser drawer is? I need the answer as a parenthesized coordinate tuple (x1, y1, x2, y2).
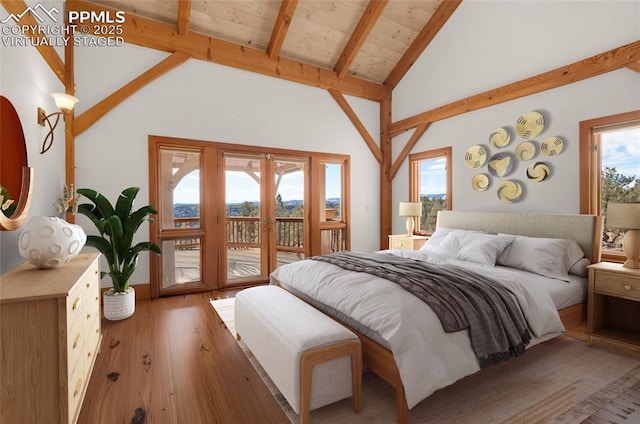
(594, 271, 640, 300)
(66, 282, 86, 324)
(84, 315, 101, 371)
(67, 359, 85, 423)
(67, 320, 85, 370)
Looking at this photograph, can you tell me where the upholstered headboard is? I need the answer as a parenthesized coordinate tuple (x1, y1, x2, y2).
(436, 211, 603, 263)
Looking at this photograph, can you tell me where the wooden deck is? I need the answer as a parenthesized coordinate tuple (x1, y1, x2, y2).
(173, 248, 303, 283)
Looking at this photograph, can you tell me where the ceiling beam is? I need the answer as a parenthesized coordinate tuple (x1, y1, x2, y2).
(68, 1, 389, 102)
(328, 89, 383, 164)
(267, 0, 298, 60)
(177, 0, 191, 36)
(334, 0, 388, 79)
(389, 124, 430, 180)
(0, 0, 66, 83)
(73, 52, 191, 136)
(390, 39, 640, 136)
(625, 61, 640, 73)
(384, 0, 462, 90)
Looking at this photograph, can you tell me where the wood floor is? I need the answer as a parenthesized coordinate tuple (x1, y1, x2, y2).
(77, 292, 289, 424)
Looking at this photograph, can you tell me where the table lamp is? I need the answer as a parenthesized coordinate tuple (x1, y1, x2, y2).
(606, 202, 640, 269)
(399, 201, 421, 236)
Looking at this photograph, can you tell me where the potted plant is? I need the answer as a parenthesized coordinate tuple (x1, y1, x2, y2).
(76, 187, 161, 320)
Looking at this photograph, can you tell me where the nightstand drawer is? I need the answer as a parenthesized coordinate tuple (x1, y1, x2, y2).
(388, 235, 428, 250)
(390, 238, 411, 250)
(594, 272, 640, 300)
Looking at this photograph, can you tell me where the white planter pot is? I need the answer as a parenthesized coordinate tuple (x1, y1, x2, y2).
(103, 287, 135, 321)
(18, 216, 86, 269)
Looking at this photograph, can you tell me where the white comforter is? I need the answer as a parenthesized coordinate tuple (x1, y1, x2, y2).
(269, 249, 565, 409)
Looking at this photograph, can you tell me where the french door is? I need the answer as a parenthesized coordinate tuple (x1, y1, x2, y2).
(221, 152, 309, 288)
(149, 136, 347, 297)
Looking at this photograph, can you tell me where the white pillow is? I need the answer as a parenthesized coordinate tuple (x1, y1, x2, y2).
(419, 227, 455, 251)
(565, 240, 587, 270)
(497, 236, 575, 281)
(439, 230, 515, 266)
(569, 257, 591, 277)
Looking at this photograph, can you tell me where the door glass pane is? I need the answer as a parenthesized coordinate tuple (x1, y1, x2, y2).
(600, 126, 640, 256)
(274, 158, 306, 267)
(324, 163, 342, 221)
(161, 238, 202, 288)
(418, 156, 447, 233)
(160, 149, 200, 230)
(159, 148, 202, 291)
(225, 154, 264, 281)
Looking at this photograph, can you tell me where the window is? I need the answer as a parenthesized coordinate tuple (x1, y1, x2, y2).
(409, 147, 452, 234)
(580, 110, 640, 262)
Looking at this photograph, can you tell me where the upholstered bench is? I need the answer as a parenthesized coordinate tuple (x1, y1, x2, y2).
(235, 285, 362, 424)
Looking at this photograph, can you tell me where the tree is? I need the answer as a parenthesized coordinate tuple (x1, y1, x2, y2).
(275, 193, 288, 217)
(601, 167, 639, 215)
(601, 167, 639, 251)
(240, 201, 259, 217)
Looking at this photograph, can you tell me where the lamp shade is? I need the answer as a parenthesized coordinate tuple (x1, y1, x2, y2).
(51, 93, 79, 113)
(399, 201, 421, 217)
(606, 202, 640, 229)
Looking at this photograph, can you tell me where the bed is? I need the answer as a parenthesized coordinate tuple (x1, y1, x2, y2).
(270, 211, 602, 424)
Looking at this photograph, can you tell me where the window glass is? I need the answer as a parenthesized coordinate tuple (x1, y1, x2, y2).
(324, 163, 342, 221)
(409, 147, 451, 234)
(418, 156, 447, 233)
(600, 127, 640, 256)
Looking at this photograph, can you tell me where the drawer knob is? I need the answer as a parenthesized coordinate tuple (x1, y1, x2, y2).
(72, 298, 81, 310)
(87, 313, 92, 320)
(624, 284, 632, 291)
(73, 333, 81, 349)
(73, 378, 82, 397)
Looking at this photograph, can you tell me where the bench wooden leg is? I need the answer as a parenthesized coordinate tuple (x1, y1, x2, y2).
(300, 339, 362, 424)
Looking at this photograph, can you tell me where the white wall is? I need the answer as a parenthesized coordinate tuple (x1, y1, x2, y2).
(73, 42, 381, 285)
(0, 15, 67, 272)
(391, 0, 640, 234)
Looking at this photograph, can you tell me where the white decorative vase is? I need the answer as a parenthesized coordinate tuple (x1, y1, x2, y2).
(103, 287, 135, 321)
(18, 216, 86, 269)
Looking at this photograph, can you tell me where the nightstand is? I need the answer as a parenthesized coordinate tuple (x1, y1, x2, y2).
(388, 234, 429, 250)
(587, 262, 640, 354)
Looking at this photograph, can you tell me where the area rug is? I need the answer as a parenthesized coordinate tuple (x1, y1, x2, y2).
(210, 298, 640, 424)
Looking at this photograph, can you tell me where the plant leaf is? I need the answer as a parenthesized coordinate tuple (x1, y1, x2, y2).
(115, 187, 140, 221)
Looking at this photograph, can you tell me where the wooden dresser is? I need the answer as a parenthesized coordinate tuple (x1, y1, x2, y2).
(0, 253, 102, 424)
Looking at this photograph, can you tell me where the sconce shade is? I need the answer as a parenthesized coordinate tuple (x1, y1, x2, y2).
(51, 93, 78, 113)
(399, 201, 421, 217)
(607, 202, 640, 229)
(607, 202, 640, 269)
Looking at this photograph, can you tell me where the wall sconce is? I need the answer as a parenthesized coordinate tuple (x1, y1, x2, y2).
(399, 201, 422, 236)
(37, 93, 79, 154)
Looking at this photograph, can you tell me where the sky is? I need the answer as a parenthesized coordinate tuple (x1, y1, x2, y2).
(420, 157, 447, 195)
(600, 127, 640, 180)
(173, 163, 342, 204)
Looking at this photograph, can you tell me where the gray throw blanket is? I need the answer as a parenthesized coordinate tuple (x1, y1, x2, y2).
(311, 251, 532, 368)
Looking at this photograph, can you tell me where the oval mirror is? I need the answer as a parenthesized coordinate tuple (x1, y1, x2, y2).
(0, 95, 33, 231)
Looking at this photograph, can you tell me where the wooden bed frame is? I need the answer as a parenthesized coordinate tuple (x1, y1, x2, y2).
(291, 211, 603, 424)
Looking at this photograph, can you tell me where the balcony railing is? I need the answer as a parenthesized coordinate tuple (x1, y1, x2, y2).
(174, 216, 305, 252)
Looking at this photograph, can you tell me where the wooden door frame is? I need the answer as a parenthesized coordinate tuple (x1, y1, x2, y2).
(149, 135, 350, 296)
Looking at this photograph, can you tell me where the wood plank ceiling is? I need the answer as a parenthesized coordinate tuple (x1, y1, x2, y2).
(83, 0, 455, 96)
